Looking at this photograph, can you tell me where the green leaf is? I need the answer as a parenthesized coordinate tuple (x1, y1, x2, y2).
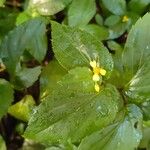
(95, 14, 103, 26)
(8, 95, 35, 122)
(104, 15, 121, 27)
(122, 13, 150, 82)
(24, 67, 122, 145)
(105, 14, 135, 39)
(126, 12, 140, 25)
(16, 11, 33, 25)
(107, 41, 125, 88)
(80, 24, 109, 41)
(125, 60, 150, 103)
(0, 135, 6, 150)
(122, 13, 150, 102)
(78, 104, 143, 150)
(51, 21, 113, 78)
(0, 79, 14, 119)
(40, 59, 67, 99)
(108, 21, 130, 39)
(0, 18, 47, 75)
(128, 0, 150, 14)
(102, 0, 126, 15)
(68, 0, 96, 27)
(0, 8, 18, 41)
(107, 41, 123, 52)
(12, 66, 41, 90)
(11, 66, 41, 90)
(28, 0, 72, 16)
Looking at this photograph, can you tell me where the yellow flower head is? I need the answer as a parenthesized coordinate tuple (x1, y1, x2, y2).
(90, 60, 107, 92)
(93, 67, 100, 74)
(122, 15, 129, 22)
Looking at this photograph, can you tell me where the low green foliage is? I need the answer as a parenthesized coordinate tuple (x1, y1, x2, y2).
(0, 0, 150, 149)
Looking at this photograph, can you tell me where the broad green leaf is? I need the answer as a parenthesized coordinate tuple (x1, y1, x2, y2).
(8, 95, 35, 122)
(22, 18, 47, 62)
(24, 67, 122, 145)
(122, 13, 150, 82)
(125, 60, 150, 103)
(80, 24, 109, 41)
(78, 104, 143, 150)
(0, 18, 46, 75)
(102, 0, 126, 15)
(68, 0, 96, 27)
(12, 66, 41, 90)
(0, 135, 6, 150)
(40, 59, 67, 99)
(51, 21, 113, 78)
(0, 79, 13, 119)
(128, 0, 150, 14)
(28, 0, 72, 16)
(122, 13, 150, 102)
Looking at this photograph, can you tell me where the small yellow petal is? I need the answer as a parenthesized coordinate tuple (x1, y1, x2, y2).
(95, 83, 100, 92)
(93, 67, 100, 74)
(122, 15, 129, 22)
(90, 60, 97, 68)
(96, 62, 99, 67)
(93, 74, 100, 81)
(99, 68, 106, 76)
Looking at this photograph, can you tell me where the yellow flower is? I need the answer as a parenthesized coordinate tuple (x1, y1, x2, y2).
(122, 15, 129, 22)
(99, 68, 106, 76)
(90, 60, 97, 68)
(95, 83, 100, 92)
(93, 67, 101, 74)
(93, 74, 100, 82)
(90, 60, 106, 92)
